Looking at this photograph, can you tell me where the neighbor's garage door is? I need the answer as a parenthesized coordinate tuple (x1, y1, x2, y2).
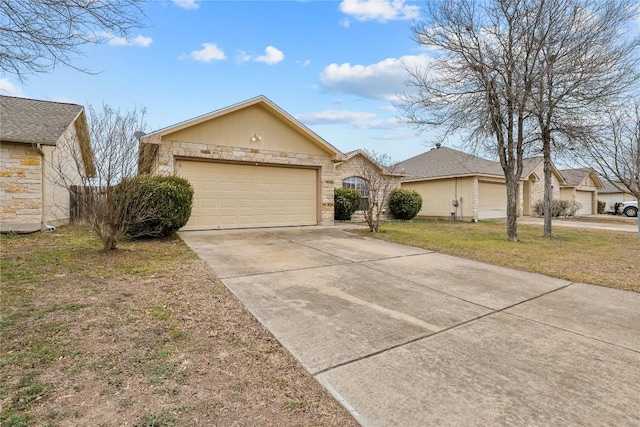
(478, 181, 508, 219)
(575, 190, 593, 215)
(176, 160, 317, 230)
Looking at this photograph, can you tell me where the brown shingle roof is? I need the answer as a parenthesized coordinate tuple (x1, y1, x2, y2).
(396, 146, 504, 181)
(558, 168, 592, 187)
(0, 95, 83, 145)
(599, 180, 627, 194)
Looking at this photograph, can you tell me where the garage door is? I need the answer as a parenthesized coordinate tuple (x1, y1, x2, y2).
(478, 181, 508, 219)
(176, 160, 317, 230)
(575, 191, 593, 215)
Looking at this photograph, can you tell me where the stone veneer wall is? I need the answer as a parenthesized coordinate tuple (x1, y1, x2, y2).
(1, 142, 43, 231)
(527, 162, 561, 215)
(153, 139, 337, 224)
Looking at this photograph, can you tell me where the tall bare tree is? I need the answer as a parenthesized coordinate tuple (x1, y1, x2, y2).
(529, 0, 640, 236)
(577, 102, 640, 235)
(400, 0, 639, 241)
(0, 0, 146, 80)
(400, 0, 545, 241)
(51, 104, 153, 250)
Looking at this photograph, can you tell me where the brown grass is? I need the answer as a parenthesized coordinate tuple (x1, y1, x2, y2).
(357, 220, 640, 292)
(0, 226, 357, 426)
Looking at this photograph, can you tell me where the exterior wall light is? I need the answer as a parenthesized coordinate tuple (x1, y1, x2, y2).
(250, 133, 261, 142)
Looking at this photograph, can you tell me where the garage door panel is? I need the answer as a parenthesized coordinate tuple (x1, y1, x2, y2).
(478, 182, 508, 219)
(177, 161, 317, 230)
(575, 191, 593, 215)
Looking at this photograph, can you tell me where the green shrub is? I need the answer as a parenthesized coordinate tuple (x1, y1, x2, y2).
(389, 189, 423, 220)
(118, 175, 194, 238)
(334, 188, 361, 221)
(597, 200, 606, 214)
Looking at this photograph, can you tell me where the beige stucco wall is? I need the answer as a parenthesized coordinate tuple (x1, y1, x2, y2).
(334, 154, 401, 221)
(166, 104, 328, 157)
(150, 106, 338, 225)
(1, 142, 42, 232)
(401, 177, 476, 221)
(43, 122, 86, 226)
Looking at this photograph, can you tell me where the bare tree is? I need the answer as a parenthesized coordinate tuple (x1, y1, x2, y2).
(0, 0, 146, 80)
(399, 0, 545, 241)
(51, 104, 153, 250)
(349, 150, 402, 232)
(577, 102, 640, 235)
(400, 0, 639, 241)
(528, 0, 640, 237)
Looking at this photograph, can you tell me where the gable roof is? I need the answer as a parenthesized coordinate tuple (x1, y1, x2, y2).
(559, 168, 604, 189)
(397, 146, 504, 181)
(0, 95, 84, 145)
(521, 156, 566, 184)
(599, 180, 632, 194)
(0, 95, 95, 176)
(341, 149, 404, 177)
(141, 95, 345, 160)
(397, 147, 568, 184)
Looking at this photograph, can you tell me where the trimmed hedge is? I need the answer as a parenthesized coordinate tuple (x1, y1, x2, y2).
(389, 189, 422, 220)
(118, 175, 194, 238)
(597, 200, 606, 214)
(334, 188, 362, 220)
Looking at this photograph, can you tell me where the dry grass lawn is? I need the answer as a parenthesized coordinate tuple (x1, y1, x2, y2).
(358, 220, 640, 293)
(0, 226, 357, 427)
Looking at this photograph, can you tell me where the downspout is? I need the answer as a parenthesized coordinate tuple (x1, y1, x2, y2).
(35, 143, 55, 232)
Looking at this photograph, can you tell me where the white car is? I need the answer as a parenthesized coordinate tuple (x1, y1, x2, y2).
(616, 201, 638, 217)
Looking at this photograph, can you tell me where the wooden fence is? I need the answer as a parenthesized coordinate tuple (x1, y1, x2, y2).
(69, 185, 106, 224)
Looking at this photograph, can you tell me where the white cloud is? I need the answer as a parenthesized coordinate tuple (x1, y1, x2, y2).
(172, 0, 199, 10)
(296, 59, 311, 68)
(339, 0, 420, 23)
(0, 78, 24, 97)
(190, 43, 226, 62)
(107, 34, 153, 47)
(254, 46, 285, 65)
(296, 110, 376, 125)
(319, 54, 431, 101)
(295, 110, 402, 129)
(238, 46, 285, 65)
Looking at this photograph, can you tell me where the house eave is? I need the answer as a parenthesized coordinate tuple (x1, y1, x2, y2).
(140, 96, 346, 161)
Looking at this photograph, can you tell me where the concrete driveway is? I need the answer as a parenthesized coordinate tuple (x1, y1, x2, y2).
(180, 226, 640, 426)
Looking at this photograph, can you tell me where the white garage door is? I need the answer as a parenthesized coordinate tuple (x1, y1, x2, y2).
(575, 191, 593, 215)
(176, 160, 317, 230)
(478, 181, 508, 219)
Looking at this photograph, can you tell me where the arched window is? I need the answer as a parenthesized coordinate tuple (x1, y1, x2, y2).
(342, 176, 369, 210)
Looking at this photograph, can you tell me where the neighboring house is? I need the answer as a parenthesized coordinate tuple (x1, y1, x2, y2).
(558, 168, 604, 215)
(138, 96, 344, 230)
(1, 96, 95, 233)
(397, 145, 564, 221)
(334, 149, 403, 221)
(598, 180, 637, 211)
(520, 157, 564, 216)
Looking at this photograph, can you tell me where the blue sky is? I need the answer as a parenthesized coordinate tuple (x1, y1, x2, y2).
(0, 0, 436, 162)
